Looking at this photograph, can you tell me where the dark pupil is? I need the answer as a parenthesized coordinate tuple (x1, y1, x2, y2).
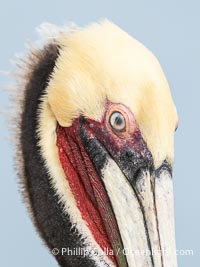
(115, 115, 123, 126)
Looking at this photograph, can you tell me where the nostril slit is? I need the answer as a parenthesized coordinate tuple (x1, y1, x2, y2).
(133, 168, 143, 182)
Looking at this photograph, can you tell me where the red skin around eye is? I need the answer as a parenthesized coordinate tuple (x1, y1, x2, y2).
(56, 100, 142, 267)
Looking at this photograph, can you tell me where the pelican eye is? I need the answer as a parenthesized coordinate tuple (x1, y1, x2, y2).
(109, 112, 126, 132)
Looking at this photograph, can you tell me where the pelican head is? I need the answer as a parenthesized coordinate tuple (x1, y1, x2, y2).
(18, 20, 178, 267)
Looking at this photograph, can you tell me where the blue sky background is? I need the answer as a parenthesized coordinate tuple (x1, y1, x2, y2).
(0, 1, 199, 266)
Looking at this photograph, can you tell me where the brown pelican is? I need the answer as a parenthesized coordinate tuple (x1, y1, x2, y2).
(16, 20, 178, 267)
